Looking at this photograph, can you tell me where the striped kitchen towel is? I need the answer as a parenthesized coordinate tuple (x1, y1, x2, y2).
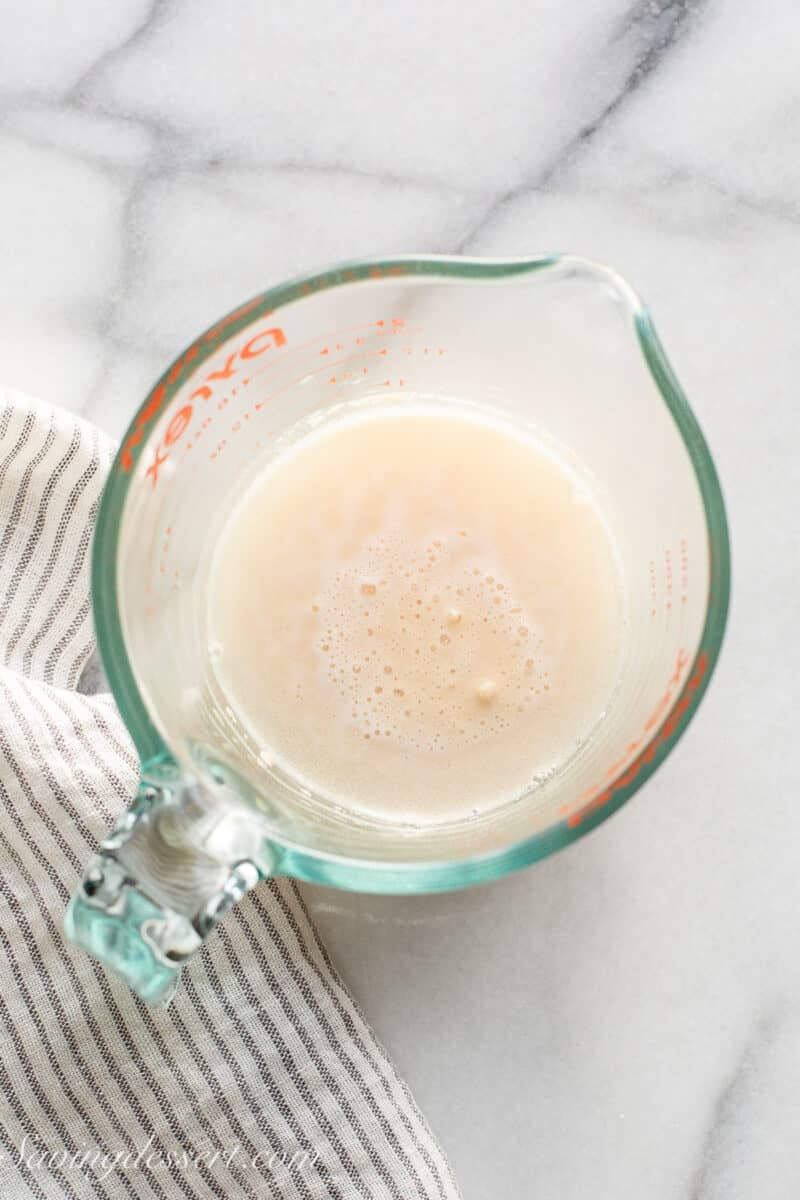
(0, 389, 461, 1200)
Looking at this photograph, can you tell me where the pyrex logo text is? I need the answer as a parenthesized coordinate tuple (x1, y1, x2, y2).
(119, 302, 286, 485)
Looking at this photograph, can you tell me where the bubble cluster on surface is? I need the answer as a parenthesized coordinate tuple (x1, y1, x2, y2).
(307, 532, 549, 752)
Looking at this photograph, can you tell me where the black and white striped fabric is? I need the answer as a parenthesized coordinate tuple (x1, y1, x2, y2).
(0, 390, 461, 1200)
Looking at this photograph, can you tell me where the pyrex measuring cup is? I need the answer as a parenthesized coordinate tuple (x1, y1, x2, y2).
(65, 255, 730, 1003)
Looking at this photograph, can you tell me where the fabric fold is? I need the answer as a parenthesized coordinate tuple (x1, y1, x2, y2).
(0, 388, 460, 1200)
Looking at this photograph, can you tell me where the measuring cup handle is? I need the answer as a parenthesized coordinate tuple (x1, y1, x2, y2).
(65, 781, 265, 1004)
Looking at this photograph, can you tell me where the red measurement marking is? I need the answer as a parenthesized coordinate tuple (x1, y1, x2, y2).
(157, 524, 177, 590)
(212, 355, 383, 459)
(310, 348, 395, 389)
(120, 298, 263, 470)
(307, 319, 396, 355)
(559, 648, 705, 827)
(134, 323, 286, 484)
(169, 321, 420, 467)
(680, 537, 689, 605)
(259, 320, 412, 382)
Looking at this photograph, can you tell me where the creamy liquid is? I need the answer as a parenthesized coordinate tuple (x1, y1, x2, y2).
(208, 405, 625, 824)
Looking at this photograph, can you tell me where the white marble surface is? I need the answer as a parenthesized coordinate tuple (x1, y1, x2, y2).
(1, 1, 798, 1195)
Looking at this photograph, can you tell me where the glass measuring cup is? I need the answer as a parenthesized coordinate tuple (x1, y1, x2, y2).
(65, 255, 730, 1003)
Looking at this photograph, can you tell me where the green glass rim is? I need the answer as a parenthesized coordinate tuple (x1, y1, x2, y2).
(92, 253, 731, 893)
